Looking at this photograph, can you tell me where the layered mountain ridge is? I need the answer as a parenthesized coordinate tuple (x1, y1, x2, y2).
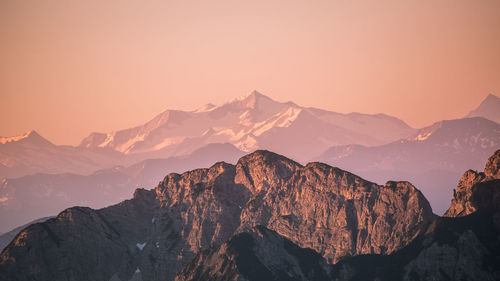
(0, 143, 245, 233)
(314, 117, 500, 214)
(0, 150, 434, 281)
(79, 91, 415, 161)
(0, 129, 125, 179)
(0, 91, 414, 180)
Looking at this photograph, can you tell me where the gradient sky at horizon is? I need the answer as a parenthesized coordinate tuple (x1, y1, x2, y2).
(1, 0, 499, 145)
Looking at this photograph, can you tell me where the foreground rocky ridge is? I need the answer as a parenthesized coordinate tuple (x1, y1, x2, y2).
(0, 150, 433, 281)
(327, 149, 500, 281)
(445, 149, 500, 217)
(175, 149, 500, 281)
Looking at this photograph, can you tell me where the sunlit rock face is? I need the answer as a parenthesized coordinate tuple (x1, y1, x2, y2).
(445, 149, 500, 217)
(0, 150, 433, 281)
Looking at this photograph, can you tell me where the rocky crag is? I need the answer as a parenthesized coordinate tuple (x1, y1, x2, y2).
(325, 149, 500, 281)
(174, 149, 500, 281)
(0, 150, 434, 281)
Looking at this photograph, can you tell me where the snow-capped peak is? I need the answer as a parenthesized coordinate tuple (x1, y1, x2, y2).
(0, 130, 43, 144)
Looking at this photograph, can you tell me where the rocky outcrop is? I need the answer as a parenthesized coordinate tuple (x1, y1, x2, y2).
(0, 150, 434, 281)
(235, 153, 433, 263)
(174, 226, 332, 281)
(326, 149, 500, 281)
(445, 149, 500, 217)
(173, 149, 500, 281)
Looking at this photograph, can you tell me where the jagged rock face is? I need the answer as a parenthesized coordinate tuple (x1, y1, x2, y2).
(445, 149, 500, 217)
(235, 153, 433, 262)
(152, 162, 252, 281)
(444, 170, 486, 217)
(174, 226, 332, 281)
(328, 149, 500, 281)
(175, 149, 500, 281)
(0, 150, 434, 281)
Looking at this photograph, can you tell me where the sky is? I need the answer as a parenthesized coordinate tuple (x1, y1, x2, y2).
(1, 0, 499, 145)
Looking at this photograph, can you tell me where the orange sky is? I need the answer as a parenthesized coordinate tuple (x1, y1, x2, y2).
(1, 0, 499, 145)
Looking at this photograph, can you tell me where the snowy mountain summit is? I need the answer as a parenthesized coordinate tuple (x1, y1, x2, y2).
(79, 91, 415, 161)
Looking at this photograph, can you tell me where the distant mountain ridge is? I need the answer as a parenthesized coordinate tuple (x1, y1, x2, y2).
(0, 130, 125, 179)
(0, 143, 245, 233)
(79, 91, 416, 162)
(314, 117, 500, 214)
(0, 91, 415, 179)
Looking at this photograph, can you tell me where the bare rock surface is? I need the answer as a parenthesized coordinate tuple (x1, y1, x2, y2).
(0, 150, 433, 281)
(445, 149, 500, 217)
(327, 149, 500, 281)
(174, 149, 500, 281)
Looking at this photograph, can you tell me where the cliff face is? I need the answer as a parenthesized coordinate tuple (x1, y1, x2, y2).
(0, 150, 434, 281)
(175, 148, 500, 281)
(326, 149, 500, 281)
(445, 149, 500, 217)
(234, 152, 433, 262)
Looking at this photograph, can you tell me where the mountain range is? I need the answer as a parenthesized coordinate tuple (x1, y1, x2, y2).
(0, 130, 124, 179)
(0, 91, 415, 179)
(314, 117, 500, 214)
(1, 149, 499, 281)
(0, 143, 244, 233)
(79, 91, 415, 162)
(0, 92, 498, 232)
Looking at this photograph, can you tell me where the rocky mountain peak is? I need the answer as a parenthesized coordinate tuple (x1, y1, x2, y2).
(445, 149, 500, 217)
(235, 150, 302, 194)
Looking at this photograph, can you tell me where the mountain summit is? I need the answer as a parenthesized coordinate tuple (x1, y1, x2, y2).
(0, 130, 51, 146)
(79, 91, 415, 161)
(466, 93, 500, 124)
